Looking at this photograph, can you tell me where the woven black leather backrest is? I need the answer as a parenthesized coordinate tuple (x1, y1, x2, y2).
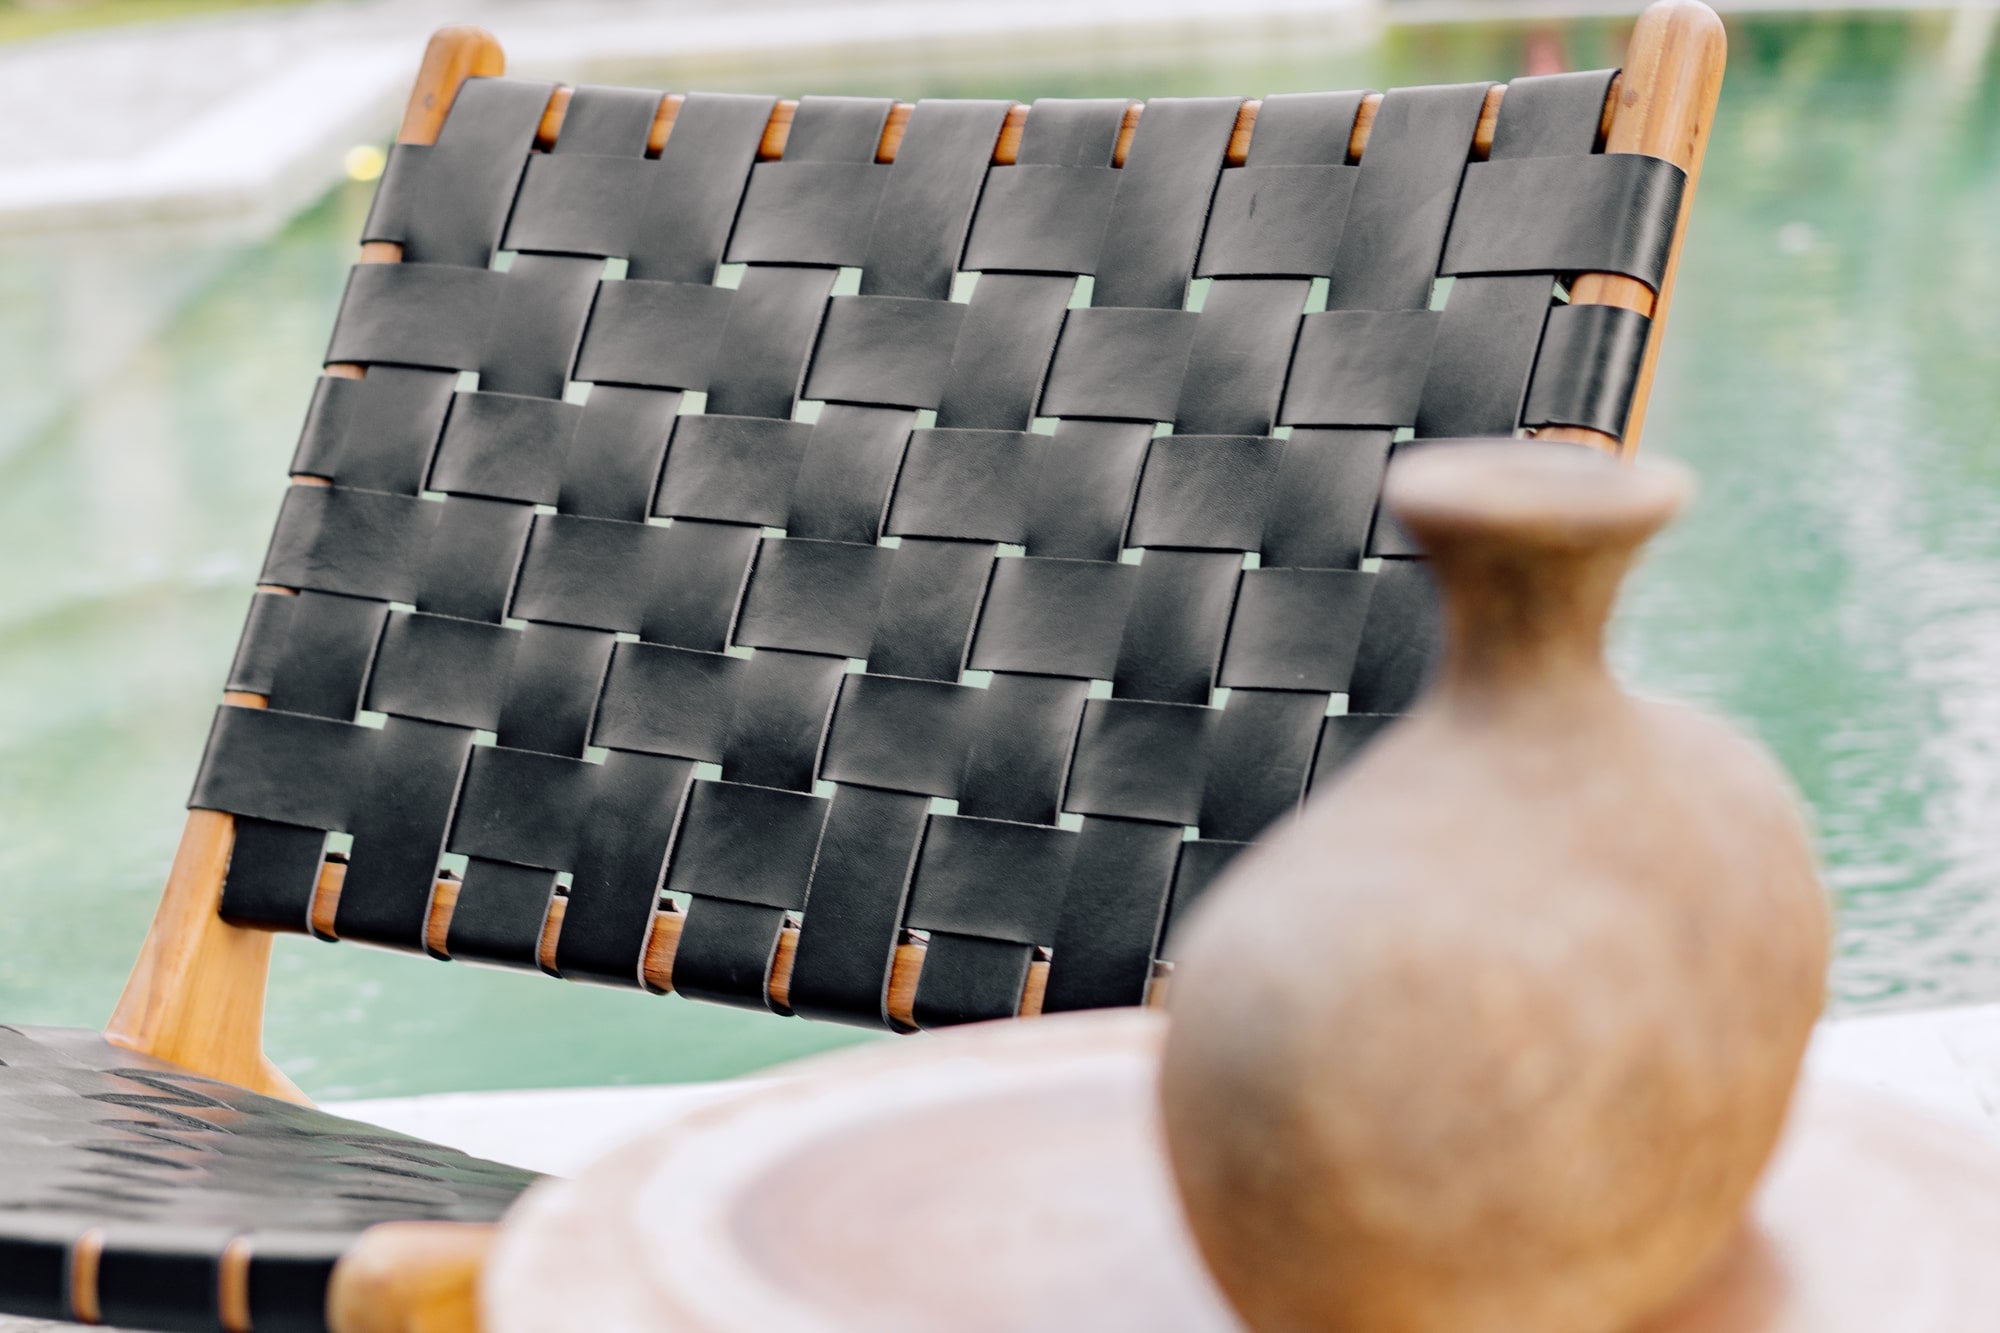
(190, 71, 1684, 1030)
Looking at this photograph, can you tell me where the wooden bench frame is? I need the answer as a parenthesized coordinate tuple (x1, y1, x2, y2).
(81, 5, 1723, 1326)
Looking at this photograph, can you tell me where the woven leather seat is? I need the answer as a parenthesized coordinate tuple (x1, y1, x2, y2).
(0, 1027, 531, 1330)
(0, 6, 1722, 1327)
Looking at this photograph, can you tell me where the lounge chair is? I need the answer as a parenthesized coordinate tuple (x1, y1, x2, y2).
(0, 3, 1724, 1328)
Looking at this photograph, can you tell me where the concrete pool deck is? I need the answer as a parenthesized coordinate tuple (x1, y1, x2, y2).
(0, 0, 1379, 235)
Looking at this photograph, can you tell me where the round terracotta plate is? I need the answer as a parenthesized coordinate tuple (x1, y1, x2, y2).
(487, 1009, 2000, 1332)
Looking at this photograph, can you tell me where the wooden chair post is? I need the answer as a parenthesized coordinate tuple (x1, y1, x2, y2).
(103, 26, 506, 1104)
(1539, 0, 1726, 454)
(327, 1222, 498, 1333)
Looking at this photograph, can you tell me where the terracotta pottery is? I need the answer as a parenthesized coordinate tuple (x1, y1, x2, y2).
(1158, 441, 1831, 1333)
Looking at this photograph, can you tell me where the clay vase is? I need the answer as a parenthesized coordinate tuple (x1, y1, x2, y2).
(1158, 442, 1831, 1333)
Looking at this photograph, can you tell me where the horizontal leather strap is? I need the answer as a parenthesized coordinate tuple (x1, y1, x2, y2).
(1523, 302, 1654, 438)
(1442, 152, 1686, 291)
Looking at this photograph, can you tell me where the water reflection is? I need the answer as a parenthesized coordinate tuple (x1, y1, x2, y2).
(0, 14, 1994, 1096)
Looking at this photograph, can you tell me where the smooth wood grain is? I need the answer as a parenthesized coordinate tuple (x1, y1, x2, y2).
(398, 27, 503, 144)
(885, 940, 923, 1026)
(328, 1222, 495, 1333)
(1539, 0, 1726, 455)
(68, 1228, 102, 1325)
(770, 923, 800, 1009)
(424, 877, 460, 957)
(1018, 959, 1050, 1017)
(309, 857, 342, 939)
(103, 27, 505, 1102)
(538, 895, 564, 973)
(649, 95, 683, 155)
(104, 706, 306, 1102)
(760, 99, 796, 161)
(219, 1237, 254, 1333)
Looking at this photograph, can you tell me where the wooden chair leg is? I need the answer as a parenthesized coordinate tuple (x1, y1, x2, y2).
(101, 25, 505, 1102)
(105, 754, 308, 1102)
(328, 1223, 499, 1333)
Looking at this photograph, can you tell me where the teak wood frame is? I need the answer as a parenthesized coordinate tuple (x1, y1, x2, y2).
(92, 5, 1724, 1327)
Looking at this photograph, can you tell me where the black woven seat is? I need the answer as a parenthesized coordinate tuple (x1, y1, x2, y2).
(0, 1027, 532, 1330)
(0, 17, 1714, 1329)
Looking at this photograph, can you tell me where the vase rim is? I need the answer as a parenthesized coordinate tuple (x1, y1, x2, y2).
(1385, 440, 1692, 553)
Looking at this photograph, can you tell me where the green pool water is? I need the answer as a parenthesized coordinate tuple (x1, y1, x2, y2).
(1, 13, 1995, 1100)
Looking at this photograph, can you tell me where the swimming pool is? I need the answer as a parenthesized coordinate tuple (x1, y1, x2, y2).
(1, 11, 1995, 1098)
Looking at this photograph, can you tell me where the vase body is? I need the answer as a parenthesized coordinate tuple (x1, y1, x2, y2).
(1158, 443, 1830, 1333)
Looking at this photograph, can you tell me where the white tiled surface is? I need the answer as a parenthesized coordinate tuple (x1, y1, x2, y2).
(1807, 1001, 2000, 1140)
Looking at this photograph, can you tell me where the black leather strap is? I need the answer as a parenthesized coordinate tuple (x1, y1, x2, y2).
(1418, 68, 1617, 439)
(244, 1232, 348, 1333)
(0, 1213, 83, 1322)
(359, 141, 425, 246)
(1159, 837, 1247, 958)
(371, 77, 553, 266)
(1327, 81, 1494, 312)
(217, 817, 326, 930)
(554, 750, 694, 986)
(963, 98, 1126, 276)
(786, 786, 927, 1024)
(502, 85, 661, 258)
(1042, 817, 1181, 1011)
(1197, 90, 1366, 279)
(1442, 152, 1686, 290)
(1094, 97, 1242, 310)
(627, 93, 777, 284)
(1522, 301, 1652, 436)
(864, 99, 1013, 299)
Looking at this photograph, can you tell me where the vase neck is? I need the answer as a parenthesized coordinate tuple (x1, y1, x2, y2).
(1429, 543, 1629, 712)
(1382, 442, 1690, 717)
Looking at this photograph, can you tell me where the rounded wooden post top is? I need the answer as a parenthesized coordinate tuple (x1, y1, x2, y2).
(398, 25, 504, 145)
(1385, 440, 1691, 557)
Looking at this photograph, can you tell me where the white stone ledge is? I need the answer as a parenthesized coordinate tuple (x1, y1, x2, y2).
(323, 1003, 2000, 1178)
